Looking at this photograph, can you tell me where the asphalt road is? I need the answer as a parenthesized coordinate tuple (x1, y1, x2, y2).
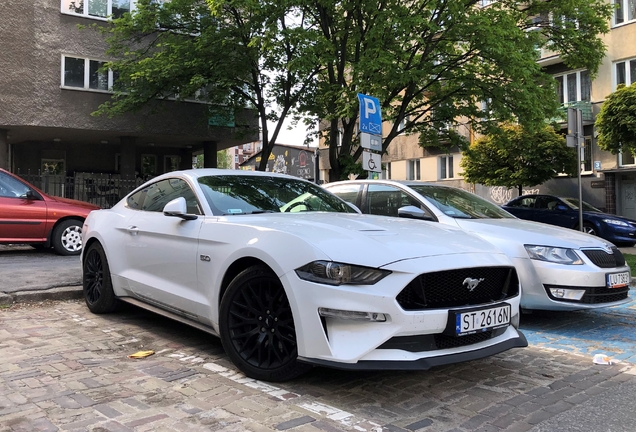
(0, 245, 81, 293)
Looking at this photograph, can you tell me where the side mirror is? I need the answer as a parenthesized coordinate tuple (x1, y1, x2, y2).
(555, 204, 568, 211)
(163, 197, 198, 221)
(397, 205, 435, 221)
(21, 189, 40, 200)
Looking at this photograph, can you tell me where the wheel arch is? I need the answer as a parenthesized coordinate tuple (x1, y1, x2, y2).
(48, 216, 85, 244)
(218, 257, 274, 306)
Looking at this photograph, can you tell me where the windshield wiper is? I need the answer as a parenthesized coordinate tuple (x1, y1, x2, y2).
(222, 209, 277, 215)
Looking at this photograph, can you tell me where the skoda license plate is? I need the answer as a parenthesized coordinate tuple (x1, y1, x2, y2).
(454, 304, 510, 336)
(607, 271, 630, 289)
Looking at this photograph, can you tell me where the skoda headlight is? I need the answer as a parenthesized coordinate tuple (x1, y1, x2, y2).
(295, 261, 391, 286)
(603, 219, 629, 227)
(524, 245, 583, 265)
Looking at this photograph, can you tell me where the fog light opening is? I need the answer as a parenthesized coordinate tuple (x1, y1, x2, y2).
(318, 307, 387, 322)
(549, 288, 586, 301)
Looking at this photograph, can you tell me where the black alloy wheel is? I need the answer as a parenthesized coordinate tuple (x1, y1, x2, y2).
(220, 265, 311, 381)
(83, 242, 119, 314)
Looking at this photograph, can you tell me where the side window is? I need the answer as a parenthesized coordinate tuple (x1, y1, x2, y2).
(126, 189, 146, 210)
(509, 197, 536, 209)
(536, 196, 560, 211)
(326, 184, 361, 206)
(130, 178, 201, 214)
(367, 184, 426, 217)
(0, 172, 31, 198)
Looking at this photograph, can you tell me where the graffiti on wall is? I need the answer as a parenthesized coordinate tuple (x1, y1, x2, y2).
(488, 186, 541, 204)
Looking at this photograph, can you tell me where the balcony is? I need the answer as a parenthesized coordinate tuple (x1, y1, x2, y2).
(550, 101, 594, 124)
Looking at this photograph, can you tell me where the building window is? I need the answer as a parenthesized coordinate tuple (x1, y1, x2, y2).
(407, 159, 420, 180)
(164, 155, 180, 172)
(620, 148, 636, 167)
(61, 0, 131, 20)
(615, 58, 636, 88)
(614, 0, 636, 26)
(62, 56, 117, 91)
(439, 155, 454, 179)
(141, 154, 157, 177)
(554, 70, 590, 104)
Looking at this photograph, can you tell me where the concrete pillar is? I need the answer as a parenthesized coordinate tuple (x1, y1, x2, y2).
(180, 148, 194, 170)
(119, 136, 137, 180)
(203, 141, 217, 168)
(0, 129, 8, 170)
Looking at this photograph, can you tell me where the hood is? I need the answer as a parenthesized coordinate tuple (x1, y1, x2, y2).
(227, 212, 507, 267)
(454, 218, 612, 252)
(584, 210, 636, 223)
(47, 195, 101, 211)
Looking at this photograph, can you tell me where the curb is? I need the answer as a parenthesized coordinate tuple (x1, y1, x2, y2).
(0, 286, 82, 306)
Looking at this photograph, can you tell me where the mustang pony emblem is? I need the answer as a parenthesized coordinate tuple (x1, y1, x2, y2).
(463, 277, 485, 292)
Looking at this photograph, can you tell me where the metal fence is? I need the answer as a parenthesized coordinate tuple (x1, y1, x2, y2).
(16, 170, 143, 209)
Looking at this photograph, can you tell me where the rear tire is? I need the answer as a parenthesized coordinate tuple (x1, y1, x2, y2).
(52, 219, 83, 255)
(219, 265, 311, 382)
(83, 242, 119, 314)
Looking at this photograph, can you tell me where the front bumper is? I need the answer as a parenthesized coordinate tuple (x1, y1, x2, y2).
(512, 256, 632, 311)
(280, 253, 524, 368)
(300, 331, 528, 370)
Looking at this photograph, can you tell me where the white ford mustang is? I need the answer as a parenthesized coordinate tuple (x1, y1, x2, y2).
(81, 169, 526, 381)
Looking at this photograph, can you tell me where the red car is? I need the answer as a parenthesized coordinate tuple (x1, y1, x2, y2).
(0, 168, 101, 255)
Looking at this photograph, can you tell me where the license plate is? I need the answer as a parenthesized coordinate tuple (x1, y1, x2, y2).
(606, 271, 630, 289)
(453, 304, 511, 336)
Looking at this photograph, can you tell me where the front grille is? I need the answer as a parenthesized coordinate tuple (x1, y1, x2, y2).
(582, 247, 626, 268)
(396, 267, 519, 310)
(377, 328, 507, 352)
(544, 285, 630, 304)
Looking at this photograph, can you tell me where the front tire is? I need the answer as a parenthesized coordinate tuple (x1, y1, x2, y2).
(83, 242, 119, 314)
(582, 223, 597, 236)
(52, 219, 83, 255)
(219, 265, 311, 382)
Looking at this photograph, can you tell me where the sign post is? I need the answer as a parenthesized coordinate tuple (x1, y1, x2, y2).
(567, 107, 584, 232)
(357, 93, 383, 177)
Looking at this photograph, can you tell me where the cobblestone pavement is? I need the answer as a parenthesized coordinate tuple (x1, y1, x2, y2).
(2, 300, 636, 432)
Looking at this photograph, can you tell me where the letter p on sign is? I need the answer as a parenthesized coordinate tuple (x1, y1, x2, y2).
(364, 98, 376, 119)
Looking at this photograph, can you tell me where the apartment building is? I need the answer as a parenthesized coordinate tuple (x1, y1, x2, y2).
(350, 3, 636, 217)
(0, 0, 257, 198)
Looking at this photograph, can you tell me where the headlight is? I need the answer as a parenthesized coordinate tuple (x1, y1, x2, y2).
(524, 245, 583, 265)
(603, 219, 629, 227)
(295, 261, 391, 286)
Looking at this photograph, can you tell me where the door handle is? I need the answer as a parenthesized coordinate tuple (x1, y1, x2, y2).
(127, 225, 139, 236)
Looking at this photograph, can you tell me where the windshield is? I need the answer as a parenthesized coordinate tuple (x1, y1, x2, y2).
(409, 185, 515, 219)
(198, 175, 356, 215)
(561, 197, 601, 212)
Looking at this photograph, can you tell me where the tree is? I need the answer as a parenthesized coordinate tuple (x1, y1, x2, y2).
(595, 84, 636, 155)
(302, 0, 612, 180)
(460, 124, 578, 196)
(94, 0, 320, 171)
(216, 149, 233, 169)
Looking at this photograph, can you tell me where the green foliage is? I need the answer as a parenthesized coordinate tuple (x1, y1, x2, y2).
(92, 0, 612, 180)
(217, 150, 233, 169)
(94, 0, 320, 171)
(596, 84, 636, 155)
(303, 0, 611, 180)
(460, 124, 578, 193)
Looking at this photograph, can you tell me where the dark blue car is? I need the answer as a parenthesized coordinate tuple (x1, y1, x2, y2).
(502, 194, 636, 246)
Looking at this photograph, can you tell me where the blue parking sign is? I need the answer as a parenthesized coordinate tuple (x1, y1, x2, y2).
(358, 93, 382, 136)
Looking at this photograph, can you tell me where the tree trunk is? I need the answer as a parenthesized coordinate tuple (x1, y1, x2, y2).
(518, 185, 522, 196)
